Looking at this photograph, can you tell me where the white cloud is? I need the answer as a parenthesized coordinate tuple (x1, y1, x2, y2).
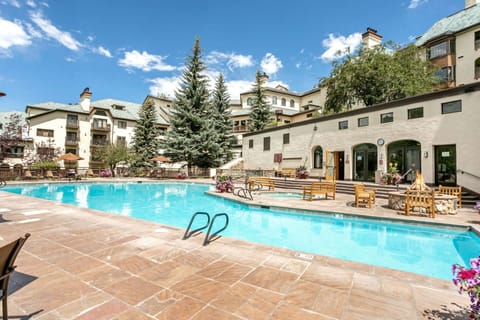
(2, 0, 21, 7)
(295, 63, 301, 69)
(224, 80, 253, 100)
(148, 76, 181, 98)
(408, 0, 428, 9)
(320, 32, 362, 61)
(118, 50, 176, 72)
(25, 22, 42, 38)
(26, 0, 36, 7)
(94, 46, 112, 58)
(30, 11, 81, 51)
(260, 53, 283, 75)
(206, 51, 254, 71)
(0, 18, 31, 49)
(65, 57, 75, 62)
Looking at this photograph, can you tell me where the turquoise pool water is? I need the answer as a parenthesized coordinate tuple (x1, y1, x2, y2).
(4, 182, 480, 280)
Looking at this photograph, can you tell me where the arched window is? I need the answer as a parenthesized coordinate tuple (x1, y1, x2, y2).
(247, 97, 253, 106)
(475, 58, 480, 80)
(281, 98, 286, 106)
(272, 96, 277, 105)
(313, 146, 323, 169)
(290, 99, 295, 108)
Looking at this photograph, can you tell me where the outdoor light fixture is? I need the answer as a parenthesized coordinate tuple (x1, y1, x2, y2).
(424, 151, 429, 158)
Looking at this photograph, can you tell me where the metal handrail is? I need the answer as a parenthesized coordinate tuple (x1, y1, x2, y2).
(396, 168, 413, 191)
(233, 187, 253, 200)
(182, 211, 210, 240)
(457, 169, 480, 180)
(203, 213, 229, 246)
(0, 180, 6, 188)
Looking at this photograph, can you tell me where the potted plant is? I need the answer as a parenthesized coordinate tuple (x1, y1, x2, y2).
(381, 162, 402, 185)
(452, 256, 480, 319)
(215, 175, 234, 192)
(296, 165, 309, 179)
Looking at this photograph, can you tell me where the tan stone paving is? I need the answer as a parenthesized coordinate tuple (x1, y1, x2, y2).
(1, 179, 478, 319)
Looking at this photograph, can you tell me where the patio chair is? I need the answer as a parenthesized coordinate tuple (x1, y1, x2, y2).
(23, 170, 33, 180)
(405, 189, 436, 218)
(437, 185, 462, 208)
(0, 233, 30, 320)
(354, 184, 376, 208)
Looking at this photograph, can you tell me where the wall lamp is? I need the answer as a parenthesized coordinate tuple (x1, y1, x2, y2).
(423, 151, 428, 158)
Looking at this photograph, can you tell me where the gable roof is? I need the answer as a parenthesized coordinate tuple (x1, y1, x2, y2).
(416, 4, 480, 46)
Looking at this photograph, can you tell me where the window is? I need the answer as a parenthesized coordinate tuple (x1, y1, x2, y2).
(272, 96, 277, 105)
(37, 129, 54, 137)
(358, 117, 369, 127)
(66, 132, 77, 142)
(284, 120, 291, 124)
(380, 112, 394, 123)
(408, 107, 424, 119)
(249, 139, 253, 148)
(37, 147, 55, 158)
(281, 98, 286, 106)
(247, 97, 253, 106)
(313, 146, 323, 169)
(117, 136, 126, 145)
(5, 146, 24, 157)
(95, 110, 107, 116)
(427, 40, 455, 59)
(67, 114, 78, 127)
(475, 31, 480, 50)
(118, 121, 127, 129)
(92, 118, 108, 129)
(442, 100, 462, 114)
(435, 66, 455, 82)
(290, 99, 295, 108)
(306, 113, 313, 118)
(0, 124, 3, 130)
(283, 133, 290, 144)
(263, 137, 270, 151)
(65, 148, 77, 155)
(475, 58, 480, 79)
(112, 104, 125, 110)
(338, 120, 348, 130)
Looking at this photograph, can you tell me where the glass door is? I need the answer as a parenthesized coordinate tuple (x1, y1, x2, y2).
(435, 145, 456, 185)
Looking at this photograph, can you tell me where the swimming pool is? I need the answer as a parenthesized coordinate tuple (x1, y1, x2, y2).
(4, 182, 480, 280)
(261, 192, 303, 199)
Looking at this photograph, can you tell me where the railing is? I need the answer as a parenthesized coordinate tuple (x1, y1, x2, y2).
(457, 169, 480, 181)
(91, 124, 111, 132)
(233, 186, 253, 200)
(182, 212, 229, 246)
(0, 180, 6, 187)
(66, 120, 79, 129)
(396, 168, 413, 191)
(65, 137, 79, 146)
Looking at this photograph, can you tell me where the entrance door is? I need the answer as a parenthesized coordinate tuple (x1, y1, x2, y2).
(325, 151, 335, 181)
(388, 140, 421, 183)
(337, 152, 345, 180)
(435, 145, 457, 185)
(353, 144, 377, 182)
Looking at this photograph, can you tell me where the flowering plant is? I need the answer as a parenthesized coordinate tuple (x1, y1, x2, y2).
(100, 170, 112, 177)
(176, 172, 186, 179)
(381, 162, 402, 185)
(474, 201, 480, 213)
(296, 165, 309, 179)
(215, 175, 234, 192)
(452, 256, 480, 319)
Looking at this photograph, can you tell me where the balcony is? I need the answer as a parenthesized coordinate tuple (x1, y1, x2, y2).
(91, 124, 111, 132)
(232, 125, 247, 133)
(66, 120, 79, 129)
(90, 139, 109, 148)
(65, 137, 79, 147)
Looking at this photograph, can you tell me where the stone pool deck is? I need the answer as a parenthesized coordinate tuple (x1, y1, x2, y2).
(1, 178, 479, 319)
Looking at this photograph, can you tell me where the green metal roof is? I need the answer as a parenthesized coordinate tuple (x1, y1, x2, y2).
(416, 4, 480, 46)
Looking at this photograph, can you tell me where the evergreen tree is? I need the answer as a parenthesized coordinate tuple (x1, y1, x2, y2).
(323, 43, 439, 113)
(163, 37, 221, 172)
(248, 71, 272, 132)
(131, 100, 162, 167)
(211, 73, 233, 163)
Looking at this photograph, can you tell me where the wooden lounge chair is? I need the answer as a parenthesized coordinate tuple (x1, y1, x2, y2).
(405, 189, 436, 218)
(354, 184, 376, 208)
(23, 170, 33, 180)
(0, 233, 30, 320)
(437, 185, 462, 208)
(45, 170, 54, 179)
(277, 168, 296, 178)
(302, 182, 336, 201)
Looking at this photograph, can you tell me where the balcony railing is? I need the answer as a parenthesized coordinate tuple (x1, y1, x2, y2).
(91, 124, 111, 132)
(90, 139, 109, 147)
(66, 120, 79, 129)
(232, 125, 248, 133)
(65, 137, 79, 146)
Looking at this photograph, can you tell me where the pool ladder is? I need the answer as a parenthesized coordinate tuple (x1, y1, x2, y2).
(183, 212, 229, 246)
(233, 186, 253, 200)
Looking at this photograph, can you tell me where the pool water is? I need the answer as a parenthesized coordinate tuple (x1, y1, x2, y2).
(4, 182, 480, 280)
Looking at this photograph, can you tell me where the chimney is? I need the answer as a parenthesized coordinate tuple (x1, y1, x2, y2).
(362, 28, 382, 49)
(80, 87, 92, 111)
(465, 0, 480, 8)
(258, 72, 269, 86)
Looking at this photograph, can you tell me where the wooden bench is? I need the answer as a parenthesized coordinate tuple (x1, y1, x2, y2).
(437, 185, 462, 208)
(405, 189, 436, 218)
(277, 168, 296, 178)
(248, 177, 275, 191)
(302, 182, 336, 201)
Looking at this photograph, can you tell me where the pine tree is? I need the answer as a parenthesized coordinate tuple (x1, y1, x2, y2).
(248, 71, 272, 132)
(131, 100, 162, 167)
(163, 37, 221, 172)
(211, 73, 233, 163)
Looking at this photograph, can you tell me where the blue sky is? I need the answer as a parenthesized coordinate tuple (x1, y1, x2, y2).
(0, 0, 465, 111)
